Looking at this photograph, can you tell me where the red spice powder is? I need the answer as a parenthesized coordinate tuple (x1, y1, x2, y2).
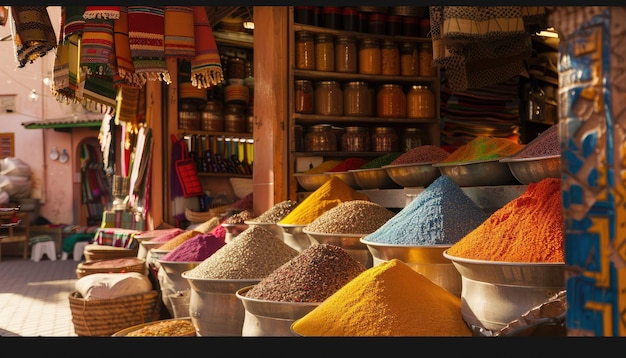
(327, 157, 369, 172)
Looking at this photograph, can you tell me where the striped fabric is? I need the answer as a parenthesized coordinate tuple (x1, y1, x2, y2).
(79, 18, 117, 111)
(190, 6, 224, 89)
(83, 6, 120, 20)
(164, 6, 195, 59)
(94, 228, 140, 249)
(115, 85, 142, 125)
(128, 6, 171, 86)
(114, 6, 134, 84)
(61, 6, 85, 40)
(10, 6, 57, 68)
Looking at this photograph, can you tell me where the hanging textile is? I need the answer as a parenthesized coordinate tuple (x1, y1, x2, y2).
(9, 6, 57, 68)
(79, 16, 117, 112)
(430, 6, 551, 91)
(115, 85, 142, 125)
(82, 6, 120, 20)
(127, 6, 171, 87)
(163, 6, 196, 60)
(113, 6, 135, 85)
(52, 7, 84, 104)
(190, 6, 224, 89)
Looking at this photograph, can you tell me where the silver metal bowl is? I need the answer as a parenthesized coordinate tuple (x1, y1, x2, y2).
(236, 285, 320, 336)
(302, 229, 372, 268)
(276, 223, 316, 252)
(360, 240, 461, 296)
(182, 272, 260, 336)
(500, 155, 561, 185)
(293, 173, 330, 192)
(221, 223, 249, 243)
(443, 250, 565, 333)
(382, 162, 441, 188)
(433, 159, 519, 187)
(325, 171, 359, 189)
(157, 260, 202, 316)
(349, 167, 400, 190)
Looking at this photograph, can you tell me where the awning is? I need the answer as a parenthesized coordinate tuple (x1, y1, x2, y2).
(21, 114, 104, 130)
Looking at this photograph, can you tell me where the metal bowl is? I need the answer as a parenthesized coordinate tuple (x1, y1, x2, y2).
(433, 159, 519, 187)
(244, 220, 284, 241)
(325, 171, 359, 189)
(182, 272, 260, 336)
(157, 260, 201, 316)
(349, 167, 400, 190)
(302, 229, 372, 268)
(382, 162, 441, 188)
(500, 155, 561, 185)
(276, 223, 316, 252)
(293, 173, 330, 192)
(360, 240, 461, 296)
(236, 285, 321, 336)
(443, 250, 565, 333)
(221, 223, 249, 243)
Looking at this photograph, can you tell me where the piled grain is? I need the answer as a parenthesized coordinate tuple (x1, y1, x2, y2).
(184, 226, 299, 279)
(251, 200, 299, 223)
(244, 244, 366, 302)
(304, 200, 395, 235)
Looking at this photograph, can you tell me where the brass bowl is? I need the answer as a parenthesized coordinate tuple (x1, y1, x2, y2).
(433, 159, 519, 187)
(293, 173, 330, 192)
(349, 167, 400, 190)
(443, 250, 565, 333)
(382, 162, 441, 188)
(325, 171, 358, 189)
(360, 239, 460, 296)
(500, 155, 561, 185)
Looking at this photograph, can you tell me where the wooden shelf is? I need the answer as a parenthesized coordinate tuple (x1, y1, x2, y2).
(293, 69, 437, 84)
(292, 23, 433, 43)
(293, 113, 438, 125)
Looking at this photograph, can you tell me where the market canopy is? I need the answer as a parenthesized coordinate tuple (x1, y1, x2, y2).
(21, 113, 104, 130)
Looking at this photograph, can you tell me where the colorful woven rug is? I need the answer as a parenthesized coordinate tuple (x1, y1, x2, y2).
(128, 6, 171, 86)
(164, 6, 195, 59)
(10, 6, 57, 68)
(190, 6, 224, 89)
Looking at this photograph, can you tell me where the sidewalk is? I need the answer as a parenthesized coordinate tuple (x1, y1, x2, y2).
(0, 256, 78, 336)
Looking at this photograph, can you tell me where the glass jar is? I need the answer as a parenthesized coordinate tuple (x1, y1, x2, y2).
(295, 80, 314, 114)
(335, 35, 357, 73)
(367, 12, 386, 35)
(342, 7, 358, 32)
(376, 84, 406, 118)
(228, 57, 245, 79)
(381, 40, 400, 76)
(224, 104, 246, 133)
(387, 15, 402, 36)
(372, 127, 399, 152)
(314, 81, 343, 116)
(305, 124, 337, 151)
(246, 106, 254, 133)
(400, 42, 419, 76)
(342, 126, 371, 152)
(402, 16, 419, 37)
(358, 38, 381, 75)
(400, 127, 423, 152)
(200, 100, 224, 131)
(294, 6, 316, 25)
(407, 85, 435, 119)
(419, 42, 436, 77)
(343, 81, 372, 117)
(420, 18, 431, 37)
(321, 6, 342, 29)
(315, 33, 335, 72)
(295, 31, 315, 70)
(178, 102, 200, 130)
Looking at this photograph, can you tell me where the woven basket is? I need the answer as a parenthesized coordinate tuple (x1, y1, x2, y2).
(75, 257, 146, 279)
(84, 244, 140, 262)
(69, 290, 159, 336)
(184, 204, 232, 223)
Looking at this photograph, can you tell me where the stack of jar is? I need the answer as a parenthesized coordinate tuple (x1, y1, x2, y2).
(295, 31, 437, 78)
(293, 6, 430, 37)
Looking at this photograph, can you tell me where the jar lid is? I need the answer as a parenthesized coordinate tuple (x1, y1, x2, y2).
(315, 33, 334, 42)
(316, 80, 341, 86)
(296, 30, 314, 38)
(360, 38, 380, 45)
(345, 126, 369, 132)
(345, 81, 368, 87)
(411, 85, 429, 89)
(336, 34, 356, 42)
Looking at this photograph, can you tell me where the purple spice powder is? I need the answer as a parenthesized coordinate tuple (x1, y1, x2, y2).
(146, 228, 185, 243)
(513, 124, 560, 158)
(159, 233, 225, 262)
(390, 145, 451, 165)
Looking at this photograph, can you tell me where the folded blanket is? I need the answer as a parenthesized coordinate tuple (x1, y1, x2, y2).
(10, 6, 57, 68)
(190, 6, 224, 89)
(128, 6, 171, 86)
(164, 6, 195, 59)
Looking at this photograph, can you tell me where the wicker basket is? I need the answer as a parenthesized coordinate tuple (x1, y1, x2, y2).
(184, 204, 232, 223)
(75, 257, 146, 279)
(69, 290, 160, 336)
(83, 244, 140, 262)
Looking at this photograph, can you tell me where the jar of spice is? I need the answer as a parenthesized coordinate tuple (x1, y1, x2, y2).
(294, 6, 316, 25)
(367, 12, 386, 35)
(295, 80, 314, 114)
(321, 6, 342, 29)
(343, 81, 372, 117)
(371, 127, 399, 152)
(178, 102, 200, 130)
(407, 85, 435, 119)
(400, 127, 423, 152)
(419, 42, 437, 77)
(342, 7, 358, 32)
(224, 104, 246, 133)
(295, 31, 315, 70)
(200, 100, 224, 131)
(402, 16, 419, 37)
(246, 106, 254, 133)
(381, 40, 400, 76)
(314, 81, 343, 116)
(335, 35, 357, 73)
(315, 33, 335, 72)
(400, 42, 420, 76)
(358, 38, 381, 75)
(387, 15, 402, 36)
(342, 126, 371, 152)
(228, 57, 245, 79)
(305, 124, 337, 151)
(377, 84, 406, 118)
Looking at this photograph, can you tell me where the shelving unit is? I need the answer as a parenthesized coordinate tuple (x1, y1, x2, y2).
(286, 7, 441, 198)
